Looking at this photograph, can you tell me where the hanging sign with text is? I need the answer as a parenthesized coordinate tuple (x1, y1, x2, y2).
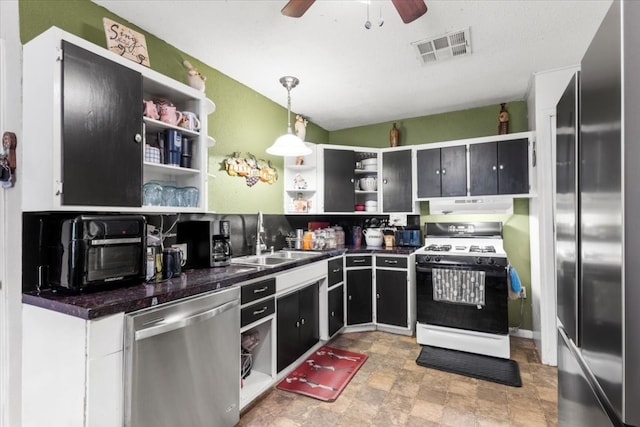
(103, 18, 150, 67)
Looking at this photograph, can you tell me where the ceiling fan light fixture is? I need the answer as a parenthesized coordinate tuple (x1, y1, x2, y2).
(266, 76, 312, 157)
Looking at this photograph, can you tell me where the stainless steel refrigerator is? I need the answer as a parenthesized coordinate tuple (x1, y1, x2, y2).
(555, 1, 640, 426)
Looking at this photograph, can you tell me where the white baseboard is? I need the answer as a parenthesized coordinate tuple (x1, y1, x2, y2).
(509, 328, 534, 339)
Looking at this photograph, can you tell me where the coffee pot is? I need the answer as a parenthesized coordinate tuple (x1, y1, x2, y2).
(211, 220, 232, 267)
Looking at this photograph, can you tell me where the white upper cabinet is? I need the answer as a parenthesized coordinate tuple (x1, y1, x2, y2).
(22, 27, 215, 213)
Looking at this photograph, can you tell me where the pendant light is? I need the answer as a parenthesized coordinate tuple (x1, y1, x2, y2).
(266, 76, 312, 156)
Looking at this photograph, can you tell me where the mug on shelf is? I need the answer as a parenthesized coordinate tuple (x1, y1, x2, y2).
(158, 104, 183, 126)
(179, 111, 201, 131)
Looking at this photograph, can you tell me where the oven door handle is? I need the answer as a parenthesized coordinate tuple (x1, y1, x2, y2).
(415, 265, 432, 273)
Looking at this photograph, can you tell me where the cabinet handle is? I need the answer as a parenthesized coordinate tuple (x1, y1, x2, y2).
(134, 133, 142, 143)
(383, 179, 388, 184)
(384, 259, 398, 264)
(492, 165, 497, 171)
(435, 169, 440, 175)
(376, 293, 380, 299)
(296, 321, 300, 328)
(252, 307, 268, 315)
(331, 311, 335, 317)
(300, 318, 305, 325)
(499, 164, 504, 170)
(332, 268, 341, 273)
(441, 169, 446, 175)
(350, 178, 355, 183)
(253, 286, 269, 294)
(348, 295, 352, 301)
(352, 258, 366, 264)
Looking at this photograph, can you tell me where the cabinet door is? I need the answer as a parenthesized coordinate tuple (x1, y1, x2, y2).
(416, 148, 441, 198)
(498, 138, 529, 194)
(327, 258, 344, 287)
(298, 283, 319, 357)
(346, 269, 373, 325)
(323, 149, 355, 212)
(276, 291, 299, 372)
(376, 270, 408, 327)
(469, 142, 498, 195)
(440, 146, 467, 197)
(328, 285, 344, 337)
(382, 150, 413, 212)
(62, 41, 143, 207)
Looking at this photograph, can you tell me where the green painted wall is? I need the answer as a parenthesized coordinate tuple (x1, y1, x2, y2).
(19, 0, 532, 330)
(330, 102, 528, 147)
(19, 0, 330, 215)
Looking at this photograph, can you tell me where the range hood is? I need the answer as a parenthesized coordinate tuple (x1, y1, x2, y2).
(429, 198, 514, 215)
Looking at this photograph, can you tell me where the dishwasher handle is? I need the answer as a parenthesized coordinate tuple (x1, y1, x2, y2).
(135, 299, 239, 341)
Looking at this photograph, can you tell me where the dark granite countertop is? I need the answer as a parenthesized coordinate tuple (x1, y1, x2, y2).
(22, 246, 418, 320)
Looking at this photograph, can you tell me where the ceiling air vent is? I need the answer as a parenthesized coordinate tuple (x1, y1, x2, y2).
(411, 28, 471, 65)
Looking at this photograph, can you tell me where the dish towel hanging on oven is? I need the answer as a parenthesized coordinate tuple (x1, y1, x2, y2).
(432, 268, 486, 306)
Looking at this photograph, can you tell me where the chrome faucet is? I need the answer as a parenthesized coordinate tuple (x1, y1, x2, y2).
(256, 211, 267, 255)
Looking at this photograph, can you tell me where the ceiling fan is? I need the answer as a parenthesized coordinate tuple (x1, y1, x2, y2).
(281, 0, 428, 24)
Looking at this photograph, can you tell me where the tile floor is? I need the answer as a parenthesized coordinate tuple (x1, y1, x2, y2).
(239, 331, 558, 427)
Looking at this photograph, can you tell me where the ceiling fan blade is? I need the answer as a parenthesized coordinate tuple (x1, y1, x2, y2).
(281, 0, 316, 18)
(391, 0, 428, 24)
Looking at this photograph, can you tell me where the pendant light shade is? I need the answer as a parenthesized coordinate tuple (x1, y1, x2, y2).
(267, 76, 312, 156)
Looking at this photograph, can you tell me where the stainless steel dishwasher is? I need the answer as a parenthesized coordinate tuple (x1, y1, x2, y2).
(124, 286, 240, 427)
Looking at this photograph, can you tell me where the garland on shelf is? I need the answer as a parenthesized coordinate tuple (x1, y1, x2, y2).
(221, 152, 278, 187)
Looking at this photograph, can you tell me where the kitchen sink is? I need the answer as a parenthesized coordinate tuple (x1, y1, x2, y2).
(230, 251, 321, 268)
(267, 251, 321, 260)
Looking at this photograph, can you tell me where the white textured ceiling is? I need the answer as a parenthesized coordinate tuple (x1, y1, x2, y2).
(93, 0, 611, 131)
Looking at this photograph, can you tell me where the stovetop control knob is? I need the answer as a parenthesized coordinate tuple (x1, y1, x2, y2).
(434, 256, 441, 262)
(475, 257, 483, 265)
(487, 258, 495, 265)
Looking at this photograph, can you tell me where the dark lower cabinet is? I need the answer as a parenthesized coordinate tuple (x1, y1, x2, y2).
(346, 269, 373, 325)
(469, 139, 529, 195)
(382, 149, 413, 212)
(62, 41, 143, 207)
(328, 285, 344, 337)
(416, 146, 466, 198)
(376, 270, 408, 327)
(277, 282, 319, 372)
(323, 149, 356, 212)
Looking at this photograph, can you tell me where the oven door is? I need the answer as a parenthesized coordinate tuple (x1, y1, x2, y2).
(416, 263, 508, 335)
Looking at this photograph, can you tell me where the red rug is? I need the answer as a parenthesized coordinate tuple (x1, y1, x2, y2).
(276, 345, 368, 402)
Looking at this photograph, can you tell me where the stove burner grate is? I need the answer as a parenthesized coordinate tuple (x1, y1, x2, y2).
(425, 244, 452, 252)
(469, 245, 496, 253)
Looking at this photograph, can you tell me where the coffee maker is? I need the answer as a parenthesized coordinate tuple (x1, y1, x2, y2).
(211, 220, 232, 267)
(177, 220, 232, 269)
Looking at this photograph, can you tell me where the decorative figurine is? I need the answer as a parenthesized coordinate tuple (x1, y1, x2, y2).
(389, 122, 400, 147)
(182, 60, 206, 92)
(294, 114, 308, 141)
(295, 156, 304, 166)
(498, 103, 509, 135)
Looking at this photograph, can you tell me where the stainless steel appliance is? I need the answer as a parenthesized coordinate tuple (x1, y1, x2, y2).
(124, 286, 240, 427)
(415, 222, 510, 358)
(555, 2, 640, 425)
(177, 220, 232, 268)
(42, 214, 146, 291)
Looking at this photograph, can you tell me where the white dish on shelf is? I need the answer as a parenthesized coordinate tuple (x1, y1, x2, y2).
(363, 164, 378, 171)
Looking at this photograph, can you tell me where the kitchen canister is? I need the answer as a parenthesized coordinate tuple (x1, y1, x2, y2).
(164, 129, 182, 166)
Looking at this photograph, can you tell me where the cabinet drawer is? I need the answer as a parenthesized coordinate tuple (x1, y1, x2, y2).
(328, 258, 344, 286)
(241, 298, 275, 327)
(241, 278, 276, 304)
(376, 256, 407, 269)
(346, 256, 372, 268)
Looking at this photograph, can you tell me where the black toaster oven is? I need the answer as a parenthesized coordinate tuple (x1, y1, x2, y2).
(44, 215, 147, 292)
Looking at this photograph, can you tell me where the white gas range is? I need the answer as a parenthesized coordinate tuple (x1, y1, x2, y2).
(415, 222, 511, 359)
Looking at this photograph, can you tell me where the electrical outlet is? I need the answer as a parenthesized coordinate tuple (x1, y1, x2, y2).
(172, 243, 187, 262)
(520, 287, 527, 299)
